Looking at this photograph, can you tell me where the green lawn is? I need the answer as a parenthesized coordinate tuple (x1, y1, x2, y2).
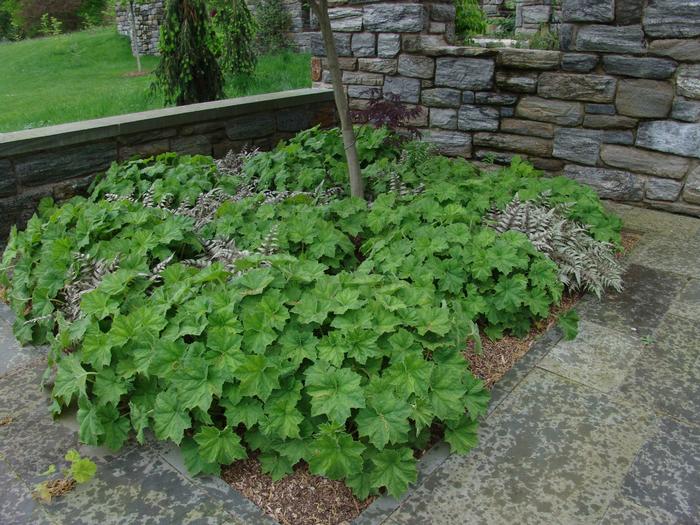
(0, 28, 311, 133)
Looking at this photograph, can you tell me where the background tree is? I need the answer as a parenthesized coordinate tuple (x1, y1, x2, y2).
(212, 0, 257, 77)
(308, 0, 363, 198)
(252, 0, 291, 54)
(153, 0, 224, 105)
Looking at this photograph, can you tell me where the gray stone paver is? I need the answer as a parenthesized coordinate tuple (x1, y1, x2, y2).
(388, 369, 658, 525)
(620, 418, 700, 523)
(0, 205, 698, 525)
(539, 320, 642, 393)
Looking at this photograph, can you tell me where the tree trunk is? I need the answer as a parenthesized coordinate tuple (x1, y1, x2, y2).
(309, 0, 364, 199)
(129, 1, 142, 73)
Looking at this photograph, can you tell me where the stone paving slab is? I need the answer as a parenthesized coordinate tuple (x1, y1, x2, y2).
(668, 278, 700, 322)
(627, 228, 700, 278)
(614, 313, 700, 425)
(576, 263, 687, 338)
(0, 319, 45, 376)
(604, 202, 700, 236)
(0, 456, 55, 525)
(387, 369, 657, 525)
(539, 320, 642, 393)
(599, 494, 676, 525)
(0, 358, 52, 418)
(44, 445, 241, 525)
(620, 417, 700, 523)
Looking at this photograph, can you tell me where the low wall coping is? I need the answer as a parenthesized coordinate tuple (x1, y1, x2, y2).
(0, 88, 334, 157)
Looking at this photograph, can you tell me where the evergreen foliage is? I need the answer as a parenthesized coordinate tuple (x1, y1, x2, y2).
(213, 0, 257, 77)
(153, 0, 224, 105)
(252, 0, 291, 53)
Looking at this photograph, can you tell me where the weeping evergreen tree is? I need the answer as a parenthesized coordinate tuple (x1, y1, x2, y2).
(213, 0, 257, 77)
(153, 0, 224, 105)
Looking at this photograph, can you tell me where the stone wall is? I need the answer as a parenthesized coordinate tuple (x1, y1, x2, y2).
(311, 0, 700, 216)
(116, 0, 165, 56)
(0, 89, 336, 240)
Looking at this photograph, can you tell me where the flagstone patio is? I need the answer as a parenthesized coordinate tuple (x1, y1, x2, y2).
(1, 202, 698, 525)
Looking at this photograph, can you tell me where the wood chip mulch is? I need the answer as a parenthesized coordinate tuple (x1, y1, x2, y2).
(221, 456, 372, 525)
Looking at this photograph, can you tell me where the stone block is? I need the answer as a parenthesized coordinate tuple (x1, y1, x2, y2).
(363, 3, 425, 32)
(500, 118, 555, 138)
(575, 25, 645, 54)
(347, 85, 381, 99)
(677, 65, 700, 100)
(311, 32, 352, 57)
(495, 71, 538, 93)
(119, 139, 170, 160)
(497, 49, 560, 70)
(564, 165, 644, 200)
(683, 166, 700, 204)
(457, 105, 500, 131)
(430, 3, 456, 22)
(586, 103, 616, 115)
(352, 33, 376, 57)
(559, 23, 576, 51)
(429, 21, 446, 33)
(615, 0, 644, 24)
(0, 160, 15, 198)
(672, 97, 700, 122)
(225, 113, 276, 140)
(383, 76, 421, 103)
(643, 0, 700, 38)
(516, 96, 584, 125)
(377, 33, 401, 58)
(423, 130, 471, 156)
(603, 131, 635, 145)
(403, 105, 429, 127)
(473, 132, 553, 156)
(538, 73, 617, 102)
(553, 128, 603, 165)
(342, 71, 384, 85)
(648, 39, 700, 62)
(435, 58, 495, 90)
(636, 121, 700, 158)
(430, 108, 458, 129)
(14, 142, 117, 187)
(421, 88, 462, 108)
(602, 56, 677, 79)
(170, 134, 212, 156)
(646, 178, 683, 201)
(615, 80, 674, 118)
(583, 114, 638, 129)
(501, 107, 515, 117)
(521, 5, 552, 24)
(397, 55, 435, 79)
(358, 58, 397, 74)
(562, 0, 614, 22)
(561, 54, 598, 73)
(475, 92, 518, 105)
(600, 145, 691, 178)
(462, 91, 476, 103)
(276, 108, 314, 132)
(328, 7, 363, 31)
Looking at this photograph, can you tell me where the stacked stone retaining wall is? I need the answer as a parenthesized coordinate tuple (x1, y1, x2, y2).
(311, 0, 700, 216)
(116, 0, 165, 56)
(0, 89, 336, 240)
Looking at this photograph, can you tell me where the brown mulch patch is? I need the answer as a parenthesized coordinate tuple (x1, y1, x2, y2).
(121, 70, 150, 78)
(0, 415, 13, 426)
(33, 477, 77, 503)
(221, 457, 373, 525)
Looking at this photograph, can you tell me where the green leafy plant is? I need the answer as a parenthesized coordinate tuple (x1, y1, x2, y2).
(212, 0, 258, 77)
(557, 309, 579, 341)
(34, 449, 97, 502)
(152, 0, 224, 105)
(454, 0, 488, 40)
(1, 126, 622, 500)
(252, 0, 292, 54)
(38, 12, 63, 35)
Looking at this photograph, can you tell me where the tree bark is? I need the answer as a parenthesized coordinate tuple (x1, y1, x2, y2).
(309, 0, 364, 199)
(129, 1, 143, 73)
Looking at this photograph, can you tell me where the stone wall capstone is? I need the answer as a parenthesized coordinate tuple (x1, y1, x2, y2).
(0, 89, 336, 241)
(311, 0, 700, 217)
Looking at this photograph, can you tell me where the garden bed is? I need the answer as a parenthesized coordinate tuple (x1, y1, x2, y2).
(0, 125, 625, 525)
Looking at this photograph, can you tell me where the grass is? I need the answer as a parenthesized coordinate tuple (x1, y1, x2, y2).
(0, 28, 311, 133)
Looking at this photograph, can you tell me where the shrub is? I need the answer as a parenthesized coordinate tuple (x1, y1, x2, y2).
(454, 0, 488, 40)
(153, 0, 224, 105)
(252, 0, 291, 54)
(212, 0, 257, 76)
(18, 0, 82, 36)
(1, 126, 622, 499)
